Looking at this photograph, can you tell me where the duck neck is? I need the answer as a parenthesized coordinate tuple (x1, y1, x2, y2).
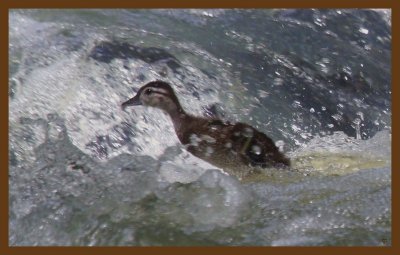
(160, 94, 190, 136)
(168, 106, 188, 133)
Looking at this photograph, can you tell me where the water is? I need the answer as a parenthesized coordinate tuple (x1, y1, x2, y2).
(9, 9, 391, 246)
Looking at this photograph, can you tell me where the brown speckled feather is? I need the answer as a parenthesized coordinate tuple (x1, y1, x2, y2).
(122, 81, 290, 178)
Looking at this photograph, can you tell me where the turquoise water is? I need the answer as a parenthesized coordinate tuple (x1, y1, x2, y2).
(9, 9, 391, 246)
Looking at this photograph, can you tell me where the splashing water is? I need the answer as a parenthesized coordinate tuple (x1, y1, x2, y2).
(9, 9, 391, 246)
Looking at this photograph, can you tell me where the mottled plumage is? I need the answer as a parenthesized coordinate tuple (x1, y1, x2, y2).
(122, 81, 290, 178)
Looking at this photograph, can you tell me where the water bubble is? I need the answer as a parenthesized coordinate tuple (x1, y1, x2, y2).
(292, 101, 301, 108)
(243, 127, 254, 138)
(356, 112, 364, 121)
(353, 118, 361, 125)
(359, 27, 369, 34)
(314, 16, 326, 27)
(273, 78, 284, 86)
(331, 114, 343, 122)
(251, 145, 262, 155)
(275, 140, 285, 149)
(352, 118, 362, 139)
(201, 135, 216, 144)
(189, 134, 201, 146)
(291, 124, 301, 132)
(225, 142, 232, 148)
(257, 89, 270, 98)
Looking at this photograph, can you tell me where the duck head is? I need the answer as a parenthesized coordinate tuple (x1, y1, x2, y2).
(122, 81, 183, 115)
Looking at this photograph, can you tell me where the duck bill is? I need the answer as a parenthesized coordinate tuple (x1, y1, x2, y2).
(121, 94, 141, 109)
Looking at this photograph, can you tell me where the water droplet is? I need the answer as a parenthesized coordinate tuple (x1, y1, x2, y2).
(189, 134, 201, 146)
(291, 124, 301, 132)
(243, 127, 254, 137)
(251, 145, 262, 155)
(201, 135, 216, 144)
(205, 146, 214, 156)
(359, 27, 369, 34)
(356, 111, 364, 121)
(292, 100, 301, 108)
(258, 89, 270, 98)
(331, 114, 343, 121)
(273, 78, 284, 86)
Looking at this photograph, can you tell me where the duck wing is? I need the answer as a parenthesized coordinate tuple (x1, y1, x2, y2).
(229, 123, 290, 168)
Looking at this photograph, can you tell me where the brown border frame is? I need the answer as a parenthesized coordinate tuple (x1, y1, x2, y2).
(1, 1, 398, 255)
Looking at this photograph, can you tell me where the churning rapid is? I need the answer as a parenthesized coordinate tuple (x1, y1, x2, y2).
(9, 9, 391, 246)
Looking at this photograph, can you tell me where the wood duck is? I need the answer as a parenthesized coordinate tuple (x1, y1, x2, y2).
(122, 80, 290, 179)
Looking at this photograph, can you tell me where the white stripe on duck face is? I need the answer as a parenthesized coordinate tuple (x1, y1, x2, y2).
(149, 87, 169, 95)
(143, 87, 178, 111)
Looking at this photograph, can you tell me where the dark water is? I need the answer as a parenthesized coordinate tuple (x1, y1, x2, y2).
(9, 9, 391, 246)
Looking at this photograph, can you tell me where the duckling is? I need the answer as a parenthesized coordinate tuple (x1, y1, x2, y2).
(122, 80, 290, 178)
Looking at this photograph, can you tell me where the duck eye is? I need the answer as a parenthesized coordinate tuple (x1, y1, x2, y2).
(145, 88, 153, 95)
